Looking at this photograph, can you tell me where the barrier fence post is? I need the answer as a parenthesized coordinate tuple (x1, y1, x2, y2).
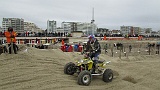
(18, 39, 20, 44)
(119, 49, 122, 59)
(124, 47, 126, 57)
(157, 45, 159, 54)
(11, 39, 13, 54)
(111, 45, 113, 57)
(149, 46, 151, 55)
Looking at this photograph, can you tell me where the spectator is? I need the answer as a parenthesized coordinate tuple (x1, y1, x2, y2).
(4, 27, 18, 54)
(104, 43, 108, 53)
(129, 45, 132, 52)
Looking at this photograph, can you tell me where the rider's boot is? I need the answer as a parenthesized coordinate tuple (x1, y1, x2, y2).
(91, 56, 99, 74)
(92, 60, 98, 74)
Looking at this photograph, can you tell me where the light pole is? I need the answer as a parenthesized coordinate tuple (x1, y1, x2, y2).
(87, 23, 88, 35)
(63, 23, 65, 37)
(91, 8, 95, 35)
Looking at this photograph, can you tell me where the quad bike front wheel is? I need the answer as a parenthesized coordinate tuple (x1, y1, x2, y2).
(78, 70, 92, 86)
(103, 69, 113, 82)
(64, 62, 75, 75)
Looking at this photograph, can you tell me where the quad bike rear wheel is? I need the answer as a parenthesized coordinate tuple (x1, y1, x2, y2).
(103, 69, 113, 82)
(64, 62, 75, 75)
(78, 70, 92, 86)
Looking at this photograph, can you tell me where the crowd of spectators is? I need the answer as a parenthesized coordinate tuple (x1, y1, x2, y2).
(0, 31, 72, 37)
(1, 31, 160, 38)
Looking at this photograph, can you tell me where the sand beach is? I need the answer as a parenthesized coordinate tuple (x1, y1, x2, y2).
(0, 40, 160, 90)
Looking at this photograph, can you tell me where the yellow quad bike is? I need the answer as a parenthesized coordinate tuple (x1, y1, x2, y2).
(64, 52, 113, 86)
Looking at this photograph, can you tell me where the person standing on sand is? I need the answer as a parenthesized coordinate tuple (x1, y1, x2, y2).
(129, 45, 132, 52)
(4, 27, 17, 54)
(104, 43, 108, 53)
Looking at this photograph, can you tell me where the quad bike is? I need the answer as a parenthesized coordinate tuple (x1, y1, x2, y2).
(64, 51, 113, 86)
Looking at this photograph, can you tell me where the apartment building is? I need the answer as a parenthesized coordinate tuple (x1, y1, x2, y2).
(140, 28, 152, 36)
(2, 18, 24, 33)
(133, 27, 141, 35)
(120, 26, 133, 36)
(47, 20, 57, 33)
(61, 22, 77, 33)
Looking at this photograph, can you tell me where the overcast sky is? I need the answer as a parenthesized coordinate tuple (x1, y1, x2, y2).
(0, 0, 160, 31)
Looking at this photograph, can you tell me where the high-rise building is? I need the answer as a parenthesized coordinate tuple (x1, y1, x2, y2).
(47, 20, 57, 33)
(2, 18, 24, 33)
(61, 22, 76, 33)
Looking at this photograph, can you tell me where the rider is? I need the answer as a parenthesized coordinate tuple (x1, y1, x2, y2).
(86, 35, 101, 73)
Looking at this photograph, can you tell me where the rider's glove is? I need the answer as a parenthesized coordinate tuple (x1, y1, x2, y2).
(10, 35, 15, 38)
(92, 50, 96, 53)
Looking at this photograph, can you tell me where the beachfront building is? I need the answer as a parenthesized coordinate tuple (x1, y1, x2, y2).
(61, 22, 97, 35)
(0, 26, 2, 32)
(120, 26, 133, 36)
(120, 25, 154, 37)
(140, 28, 152, 36)
(151, 31, 159, 37)
(120, 26, 142, 36)
(76, 22, 97, 35)
(2, 18, 24, 33)
(47, 20, 57, 33)
(111, 29, 121, 36)
(133, 27, 141, 36)
(96, 28, 109, 36)
(61, 22, 75, 33)
(56, 27, 64, 33)
(24, 22, 43, 33)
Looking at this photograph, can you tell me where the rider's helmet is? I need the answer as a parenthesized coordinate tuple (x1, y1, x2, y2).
(88, 35, 94, 39)
(88, 35, 95, 43)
